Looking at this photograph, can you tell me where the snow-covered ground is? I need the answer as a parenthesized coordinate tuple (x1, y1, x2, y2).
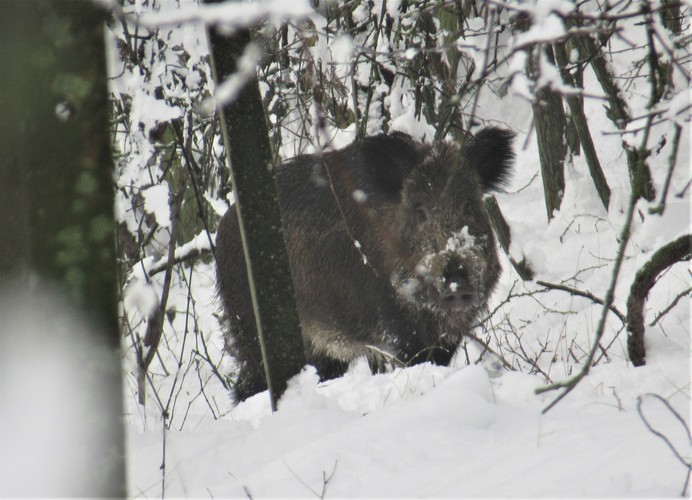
(127, 350, 690, 498)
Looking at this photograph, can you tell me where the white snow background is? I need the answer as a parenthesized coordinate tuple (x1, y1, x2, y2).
(112, 1, 691, 498)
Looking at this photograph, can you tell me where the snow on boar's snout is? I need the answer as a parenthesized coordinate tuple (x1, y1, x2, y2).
(215, 127, 515, 402)
(397, 228, 488, 313)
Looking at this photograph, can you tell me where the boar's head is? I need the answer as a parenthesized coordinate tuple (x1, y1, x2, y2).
(386, 128, 515, 329)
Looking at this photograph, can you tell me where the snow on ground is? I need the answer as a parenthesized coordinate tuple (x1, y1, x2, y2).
(127, 347, 690, 498)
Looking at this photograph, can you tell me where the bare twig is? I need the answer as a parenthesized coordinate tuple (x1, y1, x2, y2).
(138, 166, 187, 405)
(146, 244, 212, 277)
(649, 285, 692, 327)
(537, 280, 626, 323)
(464, 331, 515, 371)
(171, 118, 217, 258)
(650, 124, 683, 215)
(283, 461, 339, 499)
(637, 393, 692, 496)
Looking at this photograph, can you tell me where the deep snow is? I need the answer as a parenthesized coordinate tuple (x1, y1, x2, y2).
(127, 349, 690, 497)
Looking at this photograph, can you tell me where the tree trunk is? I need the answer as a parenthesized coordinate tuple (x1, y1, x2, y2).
(529, 46, 567, 220)
(553, 42, 610, 211)
(570, 28, 656, 202)
(0, 1, 126, 496)
(484, 196, 534, 281)
(626, 234, 691, 367)
(204, 3, 306, 410)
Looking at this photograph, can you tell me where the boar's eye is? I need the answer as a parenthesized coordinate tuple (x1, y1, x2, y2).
(414, 205, 429, 225)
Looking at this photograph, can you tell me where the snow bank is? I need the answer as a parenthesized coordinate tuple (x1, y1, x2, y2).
(127, 350, 689, 497)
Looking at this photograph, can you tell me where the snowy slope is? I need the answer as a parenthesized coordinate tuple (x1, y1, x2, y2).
(127, 352, 690, 497)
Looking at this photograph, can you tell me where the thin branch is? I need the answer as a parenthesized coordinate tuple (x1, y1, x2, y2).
(171, 118, 217, 258)
(464, 331, 515, 371)
(637, 393, 692, 496)
(466, 7, 496, 128)
(146, 244, 212, 277)
(649, 286, 692, 327)
(650, 124, 683, 215)
(536, 280, 626, 323)
(138, 166, 188, 405)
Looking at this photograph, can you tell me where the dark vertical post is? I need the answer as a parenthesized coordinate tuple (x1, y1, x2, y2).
(204, 3, 306, 410)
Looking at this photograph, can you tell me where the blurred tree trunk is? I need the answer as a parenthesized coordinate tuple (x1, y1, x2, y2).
(204, 1, 306, 410)
(659, 0, 682, 34)
(0, 1, 125, 496)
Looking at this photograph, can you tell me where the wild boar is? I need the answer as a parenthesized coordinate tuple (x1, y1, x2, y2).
(216, 127, 515, 401)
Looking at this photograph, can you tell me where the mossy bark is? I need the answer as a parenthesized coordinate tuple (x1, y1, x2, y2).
(626, 234, 691, 367)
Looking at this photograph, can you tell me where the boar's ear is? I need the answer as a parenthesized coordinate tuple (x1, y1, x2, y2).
(358, 132, 421, 199)
(466, 127, 515, 192)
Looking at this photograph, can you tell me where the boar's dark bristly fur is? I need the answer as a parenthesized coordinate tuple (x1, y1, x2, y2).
(216, 127, 515, 402)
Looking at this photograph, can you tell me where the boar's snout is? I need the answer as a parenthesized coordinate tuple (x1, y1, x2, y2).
(426, 257, 479, 312)
(439, 267, 477, 311)
(408, 227, 487, 313)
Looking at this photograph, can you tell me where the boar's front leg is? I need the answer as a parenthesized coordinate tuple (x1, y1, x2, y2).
(388, 310, 462, 369)
(310, 356, 350, 382)
(406, 339, 458, 366)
